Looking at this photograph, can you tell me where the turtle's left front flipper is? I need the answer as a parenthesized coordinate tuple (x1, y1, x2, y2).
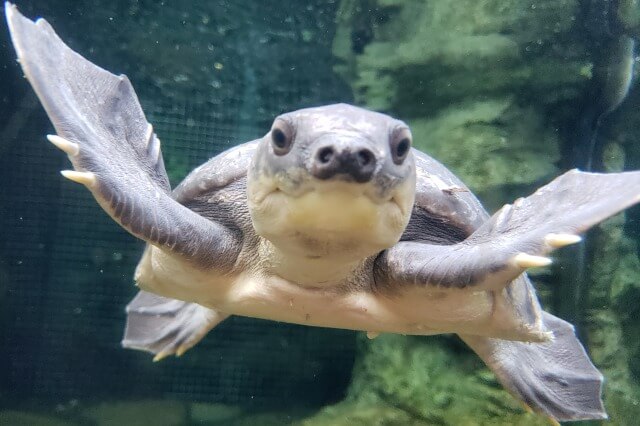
(377, 169, 640, 290)
(5, 3, 239, 268)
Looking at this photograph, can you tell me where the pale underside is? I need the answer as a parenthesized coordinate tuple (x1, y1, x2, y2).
(135, 245, 546, 342)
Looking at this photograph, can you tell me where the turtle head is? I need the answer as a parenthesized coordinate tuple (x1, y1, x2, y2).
(247, 104, 416, 264)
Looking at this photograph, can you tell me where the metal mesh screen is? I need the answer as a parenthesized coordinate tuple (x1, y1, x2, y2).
(0, 0, 357, 412)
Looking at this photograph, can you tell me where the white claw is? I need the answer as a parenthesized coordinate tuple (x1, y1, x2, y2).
(513, 253, 552, 269)
(47, 135, 79, 156)
(513, 197, 525, 208)
(60, 170, 96, 188)
(176, 345, 190, 357)
(152, 350, 172, 363)
(545, 233, 582, 248)
(366, 331, 380, 339)
(144, 123, 153, 147)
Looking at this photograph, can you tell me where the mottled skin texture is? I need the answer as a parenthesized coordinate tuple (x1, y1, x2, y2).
(9, 2, 640, 421)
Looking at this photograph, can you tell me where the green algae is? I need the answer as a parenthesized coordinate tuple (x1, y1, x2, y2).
(301, 1, 640, 424)
(302, 335, 551, 426)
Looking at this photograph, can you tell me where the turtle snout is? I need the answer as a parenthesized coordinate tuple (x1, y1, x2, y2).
(310, 143, 377, 183)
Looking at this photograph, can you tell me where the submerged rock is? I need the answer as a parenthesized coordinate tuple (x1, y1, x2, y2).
(408, 98, 560, 207)
(80, 400, 187, 426)
(580, 115, 640, 422)
(302, 335, 550, 426)
(333, 0, 587, 114)
(301, 0, 640, 424)
(0, 410, 75, 426)
(332, 0, 588, 200)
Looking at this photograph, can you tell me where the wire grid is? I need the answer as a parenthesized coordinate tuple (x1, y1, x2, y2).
(1, 0, 356, 411)
(1, 100, 357, 410)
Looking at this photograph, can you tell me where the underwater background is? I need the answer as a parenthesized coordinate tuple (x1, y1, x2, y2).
(1, 0, 639, 425)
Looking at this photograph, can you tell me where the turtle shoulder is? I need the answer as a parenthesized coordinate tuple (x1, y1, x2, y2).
(172, 140, 259, 233)
(173, 140, 257, 203)
(401, 149, 489, 244)
(398, 149, 547, 339)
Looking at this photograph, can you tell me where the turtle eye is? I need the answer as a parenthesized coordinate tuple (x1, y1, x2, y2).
(270, 120, 294, 156)
(390, 127, 412, 165)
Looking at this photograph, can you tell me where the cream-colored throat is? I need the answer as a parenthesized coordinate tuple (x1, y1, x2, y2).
(250, 188, 409, 261)
(257, 238, 367, 288)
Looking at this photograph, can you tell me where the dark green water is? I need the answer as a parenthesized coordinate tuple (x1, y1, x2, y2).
(1, 1, 639, 425)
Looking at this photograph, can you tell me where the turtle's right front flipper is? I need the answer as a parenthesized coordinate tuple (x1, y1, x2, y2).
(377, 169, 640, 291)
(5, 3, 239, 268)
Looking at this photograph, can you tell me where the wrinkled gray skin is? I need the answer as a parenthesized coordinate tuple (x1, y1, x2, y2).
(249, 109, 414, 197)
(8, 2, 640, 422)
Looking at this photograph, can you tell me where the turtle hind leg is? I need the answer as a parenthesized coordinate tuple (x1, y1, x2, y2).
(122, 291, 228, 361)
(460, 312, 606, 422)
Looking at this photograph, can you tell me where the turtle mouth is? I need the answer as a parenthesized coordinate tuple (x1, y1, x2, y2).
(249, 165, 404, 210)
(262, 189, 404, 249)
(269, 178, 399, 206)
(247, 173, 415, 261)
(265, 181, 408, 222)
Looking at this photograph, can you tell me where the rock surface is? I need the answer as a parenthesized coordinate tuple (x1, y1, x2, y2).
(300, 0, 640, 425)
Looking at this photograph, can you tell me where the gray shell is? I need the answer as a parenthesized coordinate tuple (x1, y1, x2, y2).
(172, 142, 543, 334)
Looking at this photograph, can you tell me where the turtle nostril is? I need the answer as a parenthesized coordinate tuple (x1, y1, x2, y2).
(312, 145, 339, 180)
(311, 144, 376, 182)
(318, 146, 335, 164)
(351, 148, 376, 183)
(357, 149, 374, 167)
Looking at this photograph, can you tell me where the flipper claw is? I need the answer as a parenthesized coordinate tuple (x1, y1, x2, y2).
(366, 331, 380, 339)
(513, 253, 552, 269)
(152, 350, 171, 363)
(60, 170, 96, 188)
(175, 344, 189, 357)
(152, 340, 197, 361)
(47, 134, 79, 156)
(547, 418, 561, 426)
(545, 233, 582, 248)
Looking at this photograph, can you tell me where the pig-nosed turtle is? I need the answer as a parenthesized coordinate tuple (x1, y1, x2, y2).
(7, 2, 640, 422)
